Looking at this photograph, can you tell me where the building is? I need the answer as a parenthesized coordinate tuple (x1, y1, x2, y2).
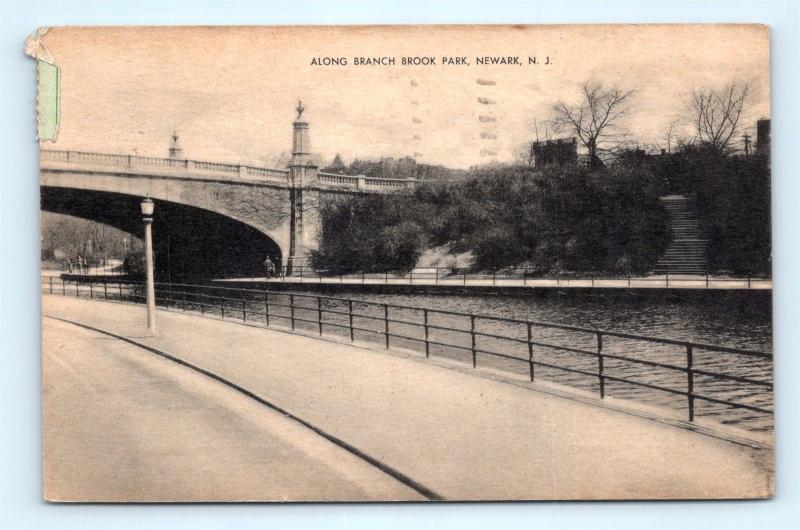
(755, 119, 770, 155)
(531, 138, 578, 168)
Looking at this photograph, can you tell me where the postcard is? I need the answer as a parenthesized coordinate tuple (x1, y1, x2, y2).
(32, 24, 773, 501)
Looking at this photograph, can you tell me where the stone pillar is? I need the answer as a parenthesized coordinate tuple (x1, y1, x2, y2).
(168, 129, 183, 159)
(286, 101, 317, 276)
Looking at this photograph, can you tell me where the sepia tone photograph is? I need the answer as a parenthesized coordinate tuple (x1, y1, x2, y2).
(33, 24, 773, 502)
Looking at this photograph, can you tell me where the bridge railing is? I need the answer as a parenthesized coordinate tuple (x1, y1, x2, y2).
(41, 149, 419, 191)
(245, 166, 292, 182)
(42, 275, 774, 430)
(317, 172, 361, 187)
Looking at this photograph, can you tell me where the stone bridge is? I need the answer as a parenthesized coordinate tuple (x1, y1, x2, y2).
(40, 104, 416, 279)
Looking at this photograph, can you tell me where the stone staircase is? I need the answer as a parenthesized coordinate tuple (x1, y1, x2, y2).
(653, 195, 708, 275)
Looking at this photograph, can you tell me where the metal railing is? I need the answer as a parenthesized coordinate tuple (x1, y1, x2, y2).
(42, 276, 773, 426)
(247, 264, 771, 289)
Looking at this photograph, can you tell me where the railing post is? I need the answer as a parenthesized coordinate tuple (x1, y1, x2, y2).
(463, 271, 467, 286)
(383, 304, 390, 348)
(435, 268, 439, 284)
(597, 332, 605, 398)
(49, 276, 53, 294)
(242, 298, 247, 322)
(493, 271, 496, 285)
(104, 280, 108, 300)
(348, 299, 354, 341)
(666, 267, 669, 288)
(89, 281, 93, 299)
(317, 296, 323, 335)
(290, 294, 295, 330)
(63, 278, 66, 296)
(220, 297, 224, 319)
(118, 282, 123, 300)
(75, 280, 79, 297)
(527, 321, 535, 382)
(706, 267, 709, 288)
(470, 314, 477, 368)
(200, 288, 205, 315)
(686, 344, 695, 422)
(265, 291, 270, 326)
(423, 308, 430, 358)
(409, 269, 413, 284)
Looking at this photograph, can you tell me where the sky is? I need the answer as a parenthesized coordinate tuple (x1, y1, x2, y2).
(40, 24, 770, 169)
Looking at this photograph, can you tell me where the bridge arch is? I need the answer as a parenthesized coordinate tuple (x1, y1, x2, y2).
(41, 186, 285, 280)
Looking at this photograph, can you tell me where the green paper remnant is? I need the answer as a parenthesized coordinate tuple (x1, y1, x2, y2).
(37, 60, 60, 141)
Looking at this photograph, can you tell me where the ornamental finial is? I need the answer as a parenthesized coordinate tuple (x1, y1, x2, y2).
(296, 100, 305, 120)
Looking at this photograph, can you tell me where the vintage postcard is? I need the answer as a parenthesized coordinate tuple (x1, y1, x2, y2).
(34, 24, 773, 502)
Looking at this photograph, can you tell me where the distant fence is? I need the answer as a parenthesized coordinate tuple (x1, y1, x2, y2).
(42, 276, 773, 429)
(246, 264, 772, 290)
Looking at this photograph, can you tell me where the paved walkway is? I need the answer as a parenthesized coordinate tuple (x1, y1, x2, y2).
(218, 274, 772, 290)
(42, 296, 774, 501)
(43, 318, 423, 502)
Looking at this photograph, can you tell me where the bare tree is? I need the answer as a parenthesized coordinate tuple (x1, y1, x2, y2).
(688, 81, 749, 153)
(661, 118, 681, 154)
(552, 81, 634, 169)
(532, 117, 561, 143)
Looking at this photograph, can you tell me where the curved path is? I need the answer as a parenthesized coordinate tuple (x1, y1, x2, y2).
(42, 296, 774, 501)
(43, 318, 424, 502)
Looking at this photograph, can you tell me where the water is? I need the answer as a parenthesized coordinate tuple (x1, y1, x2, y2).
(49, 278, 773, 433)
(242, 287, 774, 433)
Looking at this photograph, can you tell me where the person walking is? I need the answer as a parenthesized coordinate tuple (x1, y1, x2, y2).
(264, 256, 275, 279)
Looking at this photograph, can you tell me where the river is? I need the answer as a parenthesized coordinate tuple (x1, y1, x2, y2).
(250, 286, 774, 433)
(50, 277, 774, 434)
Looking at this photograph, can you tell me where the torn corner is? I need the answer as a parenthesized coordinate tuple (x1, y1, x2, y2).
(25, 27, 60, 142)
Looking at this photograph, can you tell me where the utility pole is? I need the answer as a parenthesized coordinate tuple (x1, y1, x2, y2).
(742, 134, 752, 156)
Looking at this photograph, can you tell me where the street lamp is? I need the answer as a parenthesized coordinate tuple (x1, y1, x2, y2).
(140, 197, 156, 335)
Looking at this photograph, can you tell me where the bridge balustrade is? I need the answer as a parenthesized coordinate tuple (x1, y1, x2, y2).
(41, 149, 421, 192)
(317, 172, 360, 186)
(245, 166, 291, 183)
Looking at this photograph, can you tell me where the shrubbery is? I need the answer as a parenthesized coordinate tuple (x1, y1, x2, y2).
(122, 252, 146, 279)
(311, 162, 670, 275)
(662, 146, 771, 275)
(310, 194, 432, 273)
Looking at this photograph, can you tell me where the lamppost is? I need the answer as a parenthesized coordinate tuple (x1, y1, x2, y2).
(140, 197, 156, 335)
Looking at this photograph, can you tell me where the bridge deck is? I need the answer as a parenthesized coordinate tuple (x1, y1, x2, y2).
(42, 296, 773, 501)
